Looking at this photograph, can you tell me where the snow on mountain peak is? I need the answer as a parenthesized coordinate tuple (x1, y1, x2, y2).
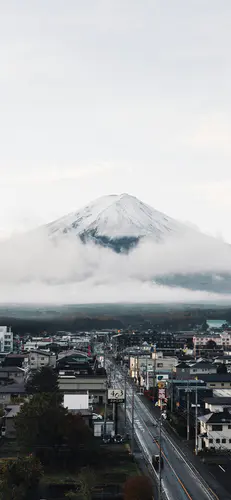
(47, 193, 188, 242)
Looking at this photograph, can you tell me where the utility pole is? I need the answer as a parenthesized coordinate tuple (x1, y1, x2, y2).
(103, 381, 108, 438)
(131, 381, 135, 454)
(187, 383, 190, 441)
(124, 370, 127, 433)
(153, 345, 157, 402)
(158, 400, 163, 500)
(195, 379, 198, 455)
(170, 369, 174, 414)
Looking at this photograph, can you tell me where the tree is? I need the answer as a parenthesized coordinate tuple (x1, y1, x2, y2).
(0, 455, 43, 500)
(25, 366, 59, 394)
(15, 393, 93, 467)
(124, 476, 153, 500)
(65, 467, 96, 500)
(15, 393, 67, 452)
(206, 340, 217, 351)
(201, 321, 208, 332)
(217, 363, 227, 374)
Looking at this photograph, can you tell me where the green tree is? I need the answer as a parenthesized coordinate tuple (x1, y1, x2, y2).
(217, 363, 227, 374)
(0, 455, 43, 500)
(201, 321, 208, 332)
(15, 393, 66, 451)
(15, 393, 93, 467)
(25, 366, 59, 394)
(206, 340, 217, 350)
(65, 467, 96, 500)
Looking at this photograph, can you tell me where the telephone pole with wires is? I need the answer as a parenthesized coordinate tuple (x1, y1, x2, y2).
(195, 378, 198, 455)
(158, 401, 163, 500)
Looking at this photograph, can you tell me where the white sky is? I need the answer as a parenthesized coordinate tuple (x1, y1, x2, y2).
(1, 0, 231, 241)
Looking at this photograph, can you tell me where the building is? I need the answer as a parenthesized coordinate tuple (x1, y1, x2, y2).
(199, 410, 231, 451)
(58, 373, 107, 405)
(0, 367, 25, 385)
(193, 332, 231, 352)
(200, 374, 231, 389)
(130, 352, 178, 380)
(3, 405, 21, 438)
(57, 350, 93, 371)
(0, 383, 25, 406)
(0, 327, 13, 353)
(2, 353, 28, 369)
(175, 360, 217, 380)
(28, 350, 56, 370)
(23, 337, 54, 352)
(204, 397, 231, 413)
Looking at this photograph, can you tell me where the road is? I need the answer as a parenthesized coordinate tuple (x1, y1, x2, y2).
(108, 362, 231, 500)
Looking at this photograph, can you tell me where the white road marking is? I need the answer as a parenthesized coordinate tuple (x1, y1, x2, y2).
(218, 465, 226, 473)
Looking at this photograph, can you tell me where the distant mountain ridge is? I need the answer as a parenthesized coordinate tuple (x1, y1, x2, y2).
(47, 193, 195, 252)
(41, 193, 231, 294)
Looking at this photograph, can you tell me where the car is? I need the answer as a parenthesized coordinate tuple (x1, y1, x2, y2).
(102, 435, 112, 444)
(114, 434, 124, 443)
(92, 413, 103, 421)
(152, 454, 163, 471)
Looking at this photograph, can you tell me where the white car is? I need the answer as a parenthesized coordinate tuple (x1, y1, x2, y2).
(92, 413, 103, 421)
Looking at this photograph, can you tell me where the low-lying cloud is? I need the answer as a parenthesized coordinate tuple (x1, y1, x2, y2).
(0, 229, 231, 304)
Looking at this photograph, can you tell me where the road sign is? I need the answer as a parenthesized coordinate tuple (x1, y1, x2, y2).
(158, 381, 165, 389)
(108, 389, 125, 403)
(158, 388, 166, 400)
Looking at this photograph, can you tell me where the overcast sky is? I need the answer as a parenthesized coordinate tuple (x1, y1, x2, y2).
(1, 1, 231, 241)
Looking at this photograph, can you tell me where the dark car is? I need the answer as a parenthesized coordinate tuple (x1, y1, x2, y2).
(152, 454, 164, 470)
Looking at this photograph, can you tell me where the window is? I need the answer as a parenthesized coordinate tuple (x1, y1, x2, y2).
(221, 383, 224, 387)
(210, 384, 216, 387)
(229, 439, 231, 443)
(216, 439, 220, 443)
(209, 439, 213, 444)
(228, 425, 231, 429)
(212, 425, 222, 431)
(31, 357, 35, 360)
(157, 363, 163, 368)
(222, 439, 226, 444)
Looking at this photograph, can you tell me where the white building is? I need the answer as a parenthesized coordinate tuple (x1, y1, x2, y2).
(28, 350, 56, 370)
(0, 326, 13, 353)
(199, 411, 231, 451)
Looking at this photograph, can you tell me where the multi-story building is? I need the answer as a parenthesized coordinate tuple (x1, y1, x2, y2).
(193, 332, 231, 352)
(0, 327, 13, 353)
(175, 360, 217, 380)
(199, 410, 231, 451)
(28, 350, 57, 370)
(58, 373, 107, 404)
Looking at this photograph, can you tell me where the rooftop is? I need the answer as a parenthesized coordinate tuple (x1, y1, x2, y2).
(204, 397, 231, 405)
(0, 383, 25, 394)
(207, 411, 231, 424)
(199, 374, 231, 382)
(5, 405, 21, 418)
(0, 366, 24, 373)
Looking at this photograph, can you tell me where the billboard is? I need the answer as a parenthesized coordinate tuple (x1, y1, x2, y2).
(108, 389, 125, 403)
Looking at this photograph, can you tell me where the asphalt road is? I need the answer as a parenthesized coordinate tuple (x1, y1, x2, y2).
(109, 362, 231, 500)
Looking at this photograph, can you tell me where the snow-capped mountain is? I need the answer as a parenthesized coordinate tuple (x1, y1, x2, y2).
(47, 193, 192, 251)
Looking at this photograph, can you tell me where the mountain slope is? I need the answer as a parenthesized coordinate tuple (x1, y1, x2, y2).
(47, 193, 193, 251)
